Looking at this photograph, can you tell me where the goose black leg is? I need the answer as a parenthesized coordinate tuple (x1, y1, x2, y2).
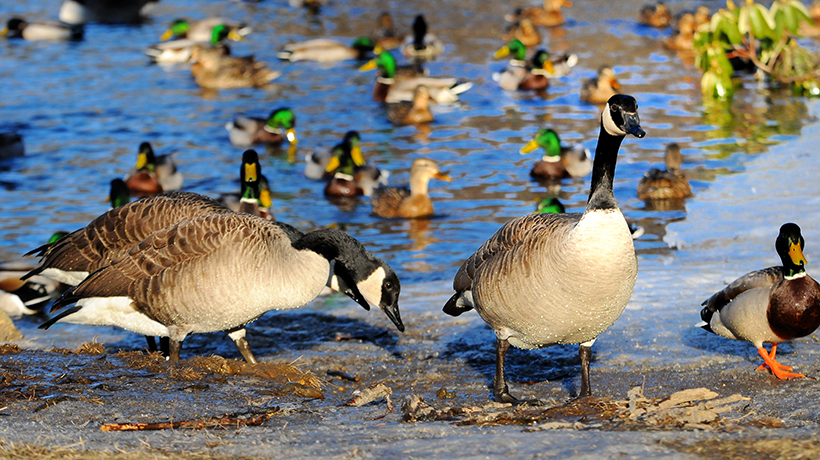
(159, 337, 170, 358)
(578, 343, 593, 398)
(228, 328, 258, 365)
(493, 337, 518, 403)
(168, 340, 183, 361)
(145, 336, 157, 353)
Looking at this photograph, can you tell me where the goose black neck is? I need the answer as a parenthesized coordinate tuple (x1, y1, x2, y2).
(292, 228, 372, 269)
(586, 122, 625, 212)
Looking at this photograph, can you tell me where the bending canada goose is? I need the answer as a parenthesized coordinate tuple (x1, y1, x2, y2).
(0, 132, 24, 158)
(226, 108, 297, 148)
(161, 18, 251, 42)
(124, 142, 183, 197)
(1, 18, 83, 41)
(277, 37, 378, 62)
(507, 0, 572, 28)
(361, 52, 471, 104)
(580, 66, 621, 104)
(520, 128, 592, 180)
(502, 18, 541, 48)
(386, 85, 434, 125)
(443, 95, 645, 402)
(189, 45, 280, 90)
(401, 15, 444, 59)
(699, 223, 820, 379)
(637, 142, 692, 201)
(371, 158, 451, 218)
(59, 0, 158, 25)
(39, 212, 404, 363)
(219, 149, 274, 220)
(638, 2, 673, 28)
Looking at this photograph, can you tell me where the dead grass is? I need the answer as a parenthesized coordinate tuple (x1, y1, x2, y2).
(0, 443, 263, 460)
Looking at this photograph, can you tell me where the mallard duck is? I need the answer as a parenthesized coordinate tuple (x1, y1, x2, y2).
(443, 95, 645, 402)
(59, 0, 158, 25)
(520, 128, 592, 180)
(324, 131, 388, 197)
(160, 18, 251, 42)
(502, 18, 541, 48)
(493, 42, 549, 91)
(638, 2, 673, 28)
(637, 142, 692, 201)
(509, 0, 573, 28)
(361, 52, 471, 104)
(277, 37, 378, 62)
(123, 142, 183, 197)
(2, 17, 83, 41)
(699, 223, 820, 380)
(146, 23, 238, 65)
(580, 66, 620, 104)
(534, 196, 566, 214)
(1, 246, 67, 318)
(190, 44, 280, 89)
(373, 12, 402, 50)
(371, 158, 451, 218)
(541, 50, 579, 78)
(36, 207, 403, 363)
(386, 85, 434, 125)
(401, 15, 444, 59)
(226, 108, 297, 148)
(109, 178, 130, 209)
(219, 149, 274, 220)
(663, 12, 697, 51)
(0, 132, 24, 158)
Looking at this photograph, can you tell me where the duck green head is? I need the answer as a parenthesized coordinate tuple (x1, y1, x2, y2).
(351, 36, 378, 56)
(135, 142, 157, 172)
(162, 19, 190, 41)
(325, 131, 364, 175)
(520, 129, 561, 157)
(494, 39, 526, 61)
(109, 178, 130, 209)
(359, 52, 396, 78)
(776, 223, 807, 277)
(535, 197, 565, 214)
(264, 108, 297, 144)
(48, 231, 68, 245)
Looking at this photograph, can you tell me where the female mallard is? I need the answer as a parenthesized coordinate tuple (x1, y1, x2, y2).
(371, 158, 451, 218)
(361, 52, 471, 104)
(502, 18, 541, 48)
(277, 37, 378, 62)
(508, 0, 573, 28)
(146, 23, 238, 65)
(520, 128, 592, 180)
(2, 17, 83, 41)
(35, 210, 404, 363)
(638, 2, 673, 28)
(226, 108, 297, 148)
(124, 142, 183, 197)
(190, 44, 280, 89)
(160, 18, 251, 42)
(219, 149, 274, 220)
(324, 131, 388, 197)
(443, 95, 645, 402)
(636, 142, 692, 201)
(580, 66, 620, 104)
(699, 223, 820, 380)
(386, 85, 433, 125)
(401, 15, 444, 59)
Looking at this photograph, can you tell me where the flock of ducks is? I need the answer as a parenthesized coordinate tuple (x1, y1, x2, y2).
(2, 0, 820, 403)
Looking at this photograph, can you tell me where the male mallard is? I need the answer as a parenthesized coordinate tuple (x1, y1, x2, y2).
(59, 0, 158, 25)
(2, 17, 83, 41)
(1, 232, 67, 317)
(160, 18, 251, 42)
(226, 108, 297, 148)
(373, 12, 402, 50)
(146, 24, 239, 65)
(507, 0, 572, 28)
(493, 40, 548, 91)
(520, 128, 592, 180)
(324, 131, 387, 197)
(637, 142, 692, 201)
(277, 37, 378, 62)
(386, 85, 434, 125)
(401, 15, 444, 59)
(580, 66, 621, 104)
(502, 18, 541, 48)
(219, 149, 274, 220)
(0, 132, 24, 159)
(124, 142, 183, 197)
(699, 223, 820, 380)
(361, 52, 471, 104)
(638, 2, 673, 28)
(190, 44, 280, 89)
(109, 178, 130, 209)
(443, 95, 645, 402)
(534, 196, 566, 214)
(371, 158, 451, 218)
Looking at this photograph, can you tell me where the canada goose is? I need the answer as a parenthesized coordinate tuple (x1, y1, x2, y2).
(699, 223, 820, 379)
(443, 94, 645, 402)
(59, 0, 158, 25)
(580, 66, 621, 104)
(401, 15, 444, 59)
(226, 108, 297, 148)
(371, 158, 451, 218)
(361, 52, 471, 104)
(277, 37, 378, 62)
(386, 85, 434, 125)
(637, 142, 692, 201)
(219, 149, 274, 220)
(38, 211, 404, 363)
(0, 132, 24, 158)
(189, 45, 280, 89)
(502, 18, 541, 48)
(1, 18, 83, 41)
(146, 24, 239, 65)
(507, 0, 572, 28)
(160, 18, 251, 42)
(520, 128, 592, 180)
(124, 142, 183, 197)
(638, 2, 673, 28)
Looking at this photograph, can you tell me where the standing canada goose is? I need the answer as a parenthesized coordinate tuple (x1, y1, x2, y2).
(226, 108, 297, 148)
(277, 37, 379, 62)
(219, 149, 274, 220)
(361, 52, 471, 104)
(520, 128, 592, 180)
(699, 223, 820, 379)
(386, 85, 434, 125)
(637, 142, 692, 201)
(1, 17, 83, 41)
(401, 15, 444, 59)
(580, 66, 621, 104)
(124, 142, 183, 197)
(160, 18, 251, 42)
(638, 2, 673, 28)
(37, 211, 404, 363)
(507, 0, 572, 28)
(443, 95, 645, 402)
(371, 158, 451, 218)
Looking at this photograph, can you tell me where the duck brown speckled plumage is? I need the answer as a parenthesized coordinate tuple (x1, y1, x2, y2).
(637, 142, 692, 201)
(371, 158, 451, 218)
(580, 66, 620, 104)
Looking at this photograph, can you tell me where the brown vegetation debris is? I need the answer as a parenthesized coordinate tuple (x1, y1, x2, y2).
(661, 437, 820, 459)
(0, 343, 21, 355)
(77, 343, 105, 355)
(100, 409, 279, 432)
(280, 382, 324, 399)
(342, 383, 393, 411)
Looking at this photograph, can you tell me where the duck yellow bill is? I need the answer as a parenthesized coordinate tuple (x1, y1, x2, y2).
(543, 61, 555, 75)
(325, 155, 341, 172)
(1, 28, 8, 36)
(245, 163, 258, 182)
(493, 45, 511, 59)
(286, 128, 297, 144)
(519, 139, 540, 154)
(351, 145, 365, 166)
(435, 172, 452, 182)
(228, 30, 243, 41)
(611, 79, 621, 90)
(790, 242, 808, 266)
(374, 45, 383, 54)
(260, 189, 272, 208)
(359, 59, 377, 72)
(160, 29, 174, 41)
(135, 152, 148, 169)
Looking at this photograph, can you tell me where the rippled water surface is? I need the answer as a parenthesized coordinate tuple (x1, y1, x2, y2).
(4, 0, 820, 367)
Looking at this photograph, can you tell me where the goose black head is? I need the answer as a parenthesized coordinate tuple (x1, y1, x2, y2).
(340, 258, 403, 332)
(602, 94, 646, 139)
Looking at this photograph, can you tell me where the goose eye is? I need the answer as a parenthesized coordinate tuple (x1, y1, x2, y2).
(384, 281, 393, 290)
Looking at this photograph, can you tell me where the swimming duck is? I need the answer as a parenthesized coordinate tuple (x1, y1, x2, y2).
(520, 128, 592, 180)
(361, 52, 471, 104)
(638, 2, 673, 28)
(508, 0, 572, 28)
(37, 208, 404, 363)
(443, 95, 645, 402)
(541, 50, 579, 78)
(124, 142, 183, 197)
(59, 0, 158, 25)
(386, 85, 434, 125)
(493, 41, 549, 91)
(277, 37, 379, 62)
(373, 12, 402, 50)
(108, 178, 130, 209)
(219, 149, 274, 220)
(190, 44, 280, 89)
(699, 223, 820, 380)
(580, 66, 621, 104)
(534, 196, 566, 214)
(401, 15, 444, 59)
(0, 132, 24, 158)
(1, 17, 83, 41)
(371, 158, 451, 218)
(226, 108, 297, 148)
(160, 18, 251, 42)
(324, 131, 388, 197)
(637, 142, 692, 201)
(146, 23, 238, 65)
(502, 18, 541, 48)
(663, 12, 697, 51)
